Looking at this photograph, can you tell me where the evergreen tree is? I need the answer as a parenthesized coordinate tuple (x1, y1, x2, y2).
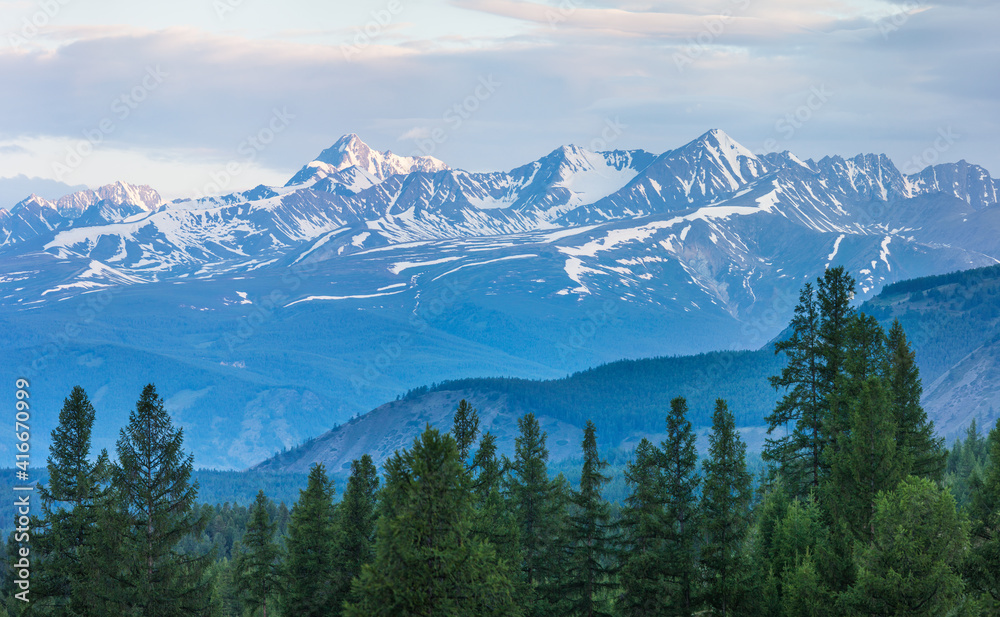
(332, 455, 380, 614)
(700, 400, 754, 617)
(233, 491, 281, 617)
(765, 283, 826, 497)
(470, 432, 521, 578)
(619, 438, 668, 617)
(661, 397, 700, 616)
(965, 418, 1000, 611)
(111, 383, 211, 617)
(507, 413, 555, 612)
(344, 426, 522, 617)
(564, 421, 616, 617)
(816, 266, 857, 405)
(452, 399, 480, 465)
(885, 320, 945, 481)
(847, 476, 967, 617)
(282, 463, 337, 617)
(30, 386, 111, 617)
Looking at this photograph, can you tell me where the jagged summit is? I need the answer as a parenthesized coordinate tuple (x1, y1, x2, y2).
(10, 182, 162, 217)
(285, 133, 449, 187)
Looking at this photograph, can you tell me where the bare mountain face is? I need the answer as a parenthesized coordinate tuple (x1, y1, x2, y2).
(1, 129, 998, 469)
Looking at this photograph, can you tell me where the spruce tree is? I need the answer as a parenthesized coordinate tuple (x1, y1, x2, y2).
(452, 399, 480, 465)
(965, 418, 1000, 611)
(847, 476, 967, 616)
(233, 491, 282, 617)
(619, 438, 666, 617)
(700, 399, 753, 617)
(765, 283, 826, 497)
(31, 386, 111, 617)
(564, 421, 616, 617)
(344, 426, 522, 617)
(816, 266, 857, 403)
(661, 396, 700, 616)
(885, 320, 945, 481)
(507, 413, 554, 612)
(332, 455, 380, 614)
(282, 463, 337, 617)
(111, 383, 211, 617)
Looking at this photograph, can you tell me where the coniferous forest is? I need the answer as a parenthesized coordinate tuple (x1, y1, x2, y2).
(3, 267, 1000, 616)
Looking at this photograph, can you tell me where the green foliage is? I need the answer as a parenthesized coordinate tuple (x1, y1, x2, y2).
(110, 383, 212, 616)
(886, 320, 946, 481)
(331, 455, 379, 614)
(563, 421, 616, 617)
(29, 386, 111, 617)
(965, 419, 1000, 611)
(344, 427, 522, 617)
(619, 438, 667, 617)
(282, 464, 337, 617)
(765, 283, 826, 497)
(847, 476, 967, 616)
(233, 491, 282, 617)
(452, 399, 481, 464)
(700, 400, 753, 617)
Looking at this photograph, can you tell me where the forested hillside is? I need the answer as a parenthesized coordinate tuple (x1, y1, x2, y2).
(5, 270, 999, 615)
(257, 262, 1000, 474)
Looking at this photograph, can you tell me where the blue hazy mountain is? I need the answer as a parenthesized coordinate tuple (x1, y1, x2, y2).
(2, 130, 998, 468)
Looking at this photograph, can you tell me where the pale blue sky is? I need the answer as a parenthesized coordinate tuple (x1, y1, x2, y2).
(0, 0, 997, 199)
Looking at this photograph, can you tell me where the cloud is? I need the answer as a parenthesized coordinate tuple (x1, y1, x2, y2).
(0, 0, 997, 195)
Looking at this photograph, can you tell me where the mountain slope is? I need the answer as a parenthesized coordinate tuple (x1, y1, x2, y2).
(256, 263, 1000, 473)
(3, 129, 1000, 469)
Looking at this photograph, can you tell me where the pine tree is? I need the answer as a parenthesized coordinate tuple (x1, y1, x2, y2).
(661, 396, 700, 616)
(282, 463, 337, 617)
(564, 421, 616, 617)
(452, 399, 480, 465)
(765, 283, 826, 497)
(332, 455, 380, 614)
(847, 476, 967, 616)
(965, 418, 1000, 611)
(344, 426, 522, 617)
(233, 491, 282, 617)
(619, 438, 666, 617)
(111, 383, 211, 617)
(30, 386, 111, 617)
(885, 320, 945, 481)
(700, 399, 754, 617)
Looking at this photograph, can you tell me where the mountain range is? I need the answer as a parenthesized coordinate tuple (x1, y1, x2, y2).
(2, 129, 999, 469)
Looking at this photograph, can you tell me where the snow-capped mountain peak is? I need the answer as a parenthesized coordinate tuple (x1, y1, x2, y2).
(286, 134, 450, 187)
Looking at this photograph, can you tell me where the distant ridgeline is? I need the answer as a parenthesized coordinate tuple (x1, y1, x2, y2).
(255, 262, 1000, 475)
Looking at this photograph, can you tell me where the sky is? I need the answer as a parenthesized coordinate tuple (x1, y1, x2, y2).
(0, 0, 997, 200)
